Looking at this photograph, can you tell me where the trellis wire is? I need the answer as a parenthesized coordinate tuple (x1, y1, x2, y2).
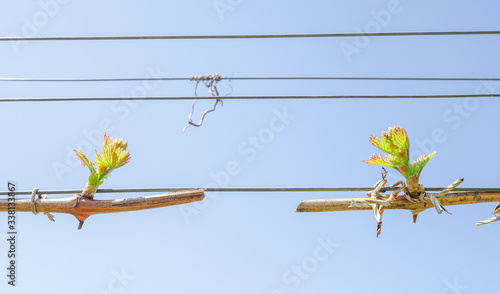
(0, 94, 499, 102)
(1, 30, 499, 42)
(0, 76, 499, 82)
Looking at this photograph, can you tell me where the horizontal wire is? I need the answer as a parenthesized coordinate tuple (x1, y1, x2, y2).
(1, 31, 500, 41)
(0, 94, 499, 102)
(0, 76, 499, 82)
(0, 187, 498, 196)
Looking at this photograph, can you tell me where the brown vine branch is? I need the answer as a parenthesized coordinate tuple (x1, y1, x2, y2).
(1, 189, 205, 229)
(296, 191, 500, 222)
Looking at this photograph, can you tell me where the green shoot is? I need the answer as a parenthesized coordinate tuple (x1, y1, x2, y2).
(74, 133, 131, 199)
(364, 125, 435, 196)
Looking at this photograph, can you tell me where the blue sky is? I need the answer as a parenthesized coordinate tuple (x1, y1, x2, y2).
(0, 0, 499, 293)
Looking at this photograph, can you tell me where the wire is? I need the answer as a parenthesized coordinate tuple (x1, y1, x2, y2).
(0, 187, 498, 196)
(0, 94, 499, 102)
(0, 76, 499, 83)
(0, 77, 189, 82)
(1, 31, 500, 41)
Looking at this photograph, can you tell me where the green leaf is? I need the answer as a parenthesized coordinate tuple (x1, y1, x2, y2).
(386, 125, 409, 152)
(363, 154, 397, 168)
(410, 151, 436, 178)
(96, 146, 130, 170)
(368, 125, 409, 158)
(73, 150, 96, 174)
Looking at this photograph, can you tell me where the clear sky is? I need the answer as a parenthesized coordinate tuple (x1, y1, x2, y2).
(0, 0, 499, 293)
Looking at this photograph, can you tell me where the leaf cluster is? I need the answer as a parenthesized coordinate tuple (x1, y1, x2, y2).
(364, 125, 435, 181)
(74, 134, 131, 190)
